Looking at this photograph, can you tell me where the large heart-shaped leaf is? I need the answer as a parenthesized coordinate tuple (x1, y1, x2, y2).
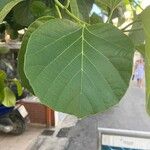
(24, 19, 134, 117)
(18, 16, 53, 92)
(141, 6, 150, 115)
(0, 0, 23, 23)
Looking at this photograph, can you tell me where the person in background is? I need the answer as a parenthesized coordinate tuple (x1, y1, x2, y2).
(133, 59, 144, 88)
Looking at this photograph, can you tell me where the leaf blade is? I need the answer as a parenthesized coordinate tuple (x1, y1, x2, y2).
(18, 16, 53, 93)
(24, 19, 134, 117)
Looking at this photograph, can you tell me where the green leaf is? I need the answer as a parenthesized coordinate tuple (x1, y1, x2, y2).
(123, 0, 135, 5)
(70, 0, 94, 22)
(129, 19, 145, 47)
(70, 0, 80, 18)
(18, 16, 53, 93)
(30, 1, 46, 15)
(11, 78, 23, 96)
(136, 44, 145, 57)
(95, 0, 123, 22)
(90, 13, 103, 24)
(30, 1, 51, 18)
(141, 6, 150, 115)
(24, 19, 134, 117)
(0, 70, 6, 102)
(30, 0, 54, 18)
(0, 0, 23, 23)
(112, 4, 126, 26)
(123, 0, 133, 5)
(96, 0, 122, 10)
(2, 87, 16, 107)
(4, 12, 25, 31)
(13, 1, 34, 26)
(123, 0, 129, 5)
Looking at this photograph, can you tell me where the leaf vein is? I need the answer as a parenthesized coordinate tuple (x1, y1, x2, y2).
(84, 40, 126, 86)
(83, 54, 117, 99)
(53, 70, 81, 107)
(42, 54, 81, 100)
(32, 37, 81, 83)
(85, 27, 127, 52)
(29, 27, 82, 56)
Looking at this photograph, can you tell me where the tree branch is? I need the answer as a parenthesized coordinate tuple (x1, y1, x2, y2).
(123, 28, 143, 33)
(65, 0, 70, 8)
(121, 20, 140, 31)
(133, 0, 144, 11)
(55, 5, 62, 19)
(106, 8, 114, 23)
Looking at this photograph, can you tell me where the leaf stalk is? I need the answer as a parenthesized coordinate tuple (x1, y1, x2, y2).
(55, 4, 62, 19)
(54, 0, 87, 25)
(106, 8, 114, 23)
(121, 20, 140, 31)
(123, 28, 143, 32)
(65, 0, 70, 8)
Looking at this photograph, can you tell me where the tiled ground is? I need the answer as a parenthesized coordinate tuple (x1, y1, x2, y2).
(0, 125, 44, 150)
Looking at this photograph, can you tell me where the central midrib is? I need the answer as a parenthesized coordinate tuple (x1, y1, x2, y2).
(80, 26, 85, 94)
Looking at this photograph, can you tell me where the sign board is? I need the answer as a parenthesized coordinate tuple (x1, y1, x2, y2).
(98, 128, 150, 150)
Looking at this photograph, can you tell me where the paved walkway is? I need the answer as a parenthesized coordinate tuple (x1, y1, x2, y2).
(27, 115, 77, 150)
(0, 125, 44, 150)
(66, 81, 150, 150)
(1, 80, 150, 150)
(97, 82, 150, 131)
